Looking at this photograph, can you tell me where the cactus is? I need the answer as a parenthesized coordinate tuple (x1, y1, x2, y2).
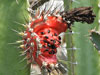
(0, 0, 30, 75)
(0, 0, 100, 75)
(72, 0, 99, 75)
(90, 30, 100, 51)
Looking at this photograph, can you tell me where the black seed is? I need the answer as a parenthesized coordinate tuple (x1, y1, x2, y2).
(48, 30, 50, 33)
(54, 33, 57, 36)
(50, 39, 56, 43)
(26, 44, 29, 47)
(49, 50, 55, 54)
(52, 50, 56, 54)
(59, 41, 61, 44)
(43, 45, 46, 48)
(24, 38, 27, 40)
(45, 49, 49, 52)
(27, 50, 30, 53)
(40, 32, 44, 35)
(43, 40, 49, 43)
(58, 36, 61, 40)
(49, 51, 52, 54)
(48, 69, 51, 72)
(44, 36, 48, 39)
(43, 40, 47, 43)
(50, 39, 53, 41)
(51, 44, 56, 49)
(53, 40, 56, 43)
(47, 44, 51, 47)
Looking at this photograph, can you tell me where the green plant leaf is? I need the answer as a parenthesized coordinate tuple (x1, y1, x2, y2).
(0, 0, 30, 75)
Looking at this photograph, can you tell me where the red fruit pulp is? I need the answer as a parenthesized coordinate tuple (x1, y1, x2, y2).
(23, 15, 67, 68)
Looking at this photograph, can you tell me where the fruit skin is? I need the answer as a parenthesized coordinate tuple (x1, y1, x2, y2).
(23, 15, 67, 69)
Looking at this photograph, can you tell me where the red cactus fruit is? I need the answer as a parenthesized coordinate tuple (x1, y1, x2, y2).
(14, 4, 95, 74)
(21, 14, 67, 71)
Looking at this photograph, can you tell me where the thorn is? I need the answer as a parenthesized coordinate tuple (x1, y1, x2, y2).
(51, 4, 62, 15)
(67, 21, 71, 24)
(18, 32, 24, 36)
(19, 56, 27, 63)
(98, 3, 100, 8)
(18, 32, 27, 37)
(67, 61, 78, 65)
(40, 3, 46, 17)
(35, 8, 40, 18)
(51, 6, 58, 15)
(19, 48, 30, 56)
(65, 31, 80, 35)
(8, 40, 24, 45)
(20, 51, 26, 56)
(36, 38, 40, 44)
(93, 43, 96, 47)
(38, 44, 42, 48)
(50, 64, 54, 69)
(54, 5, 63, 15)
(27, 59, 32, 64)
(29, 28, 33, 32)
(45, 2, 53, 16)
(13, 21, 28, 28)
(19, 44, 25, 49)
(99, 19, 100, 24)
(72, 62, 78, 65)
(89, 37, 92, 40)
(22, 13, 29, 23)
(16, 0, 19, 4)
(98, 51, 100, 54)
(55, 64, 59, 68)
(27, 24, 31, 28)
(90, 28, 96, 33)
(16, 40, 24, 43)
(72, 0, 80, 4)
(30, 43, 34, 47)
(23, 25, 28, 28)
(42, 61, 47, 66)
(36, 51, 41, 58)
(29, 0, 40, 8)
(27, 38, 31, 42)
(59, 64, 68, 72)
(31, 32, 37, 37)
(8, 42, 17, 45)
(67, 47, 79, 50)
(27, 7, 34, 13)
(11, 28, 19, 33)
